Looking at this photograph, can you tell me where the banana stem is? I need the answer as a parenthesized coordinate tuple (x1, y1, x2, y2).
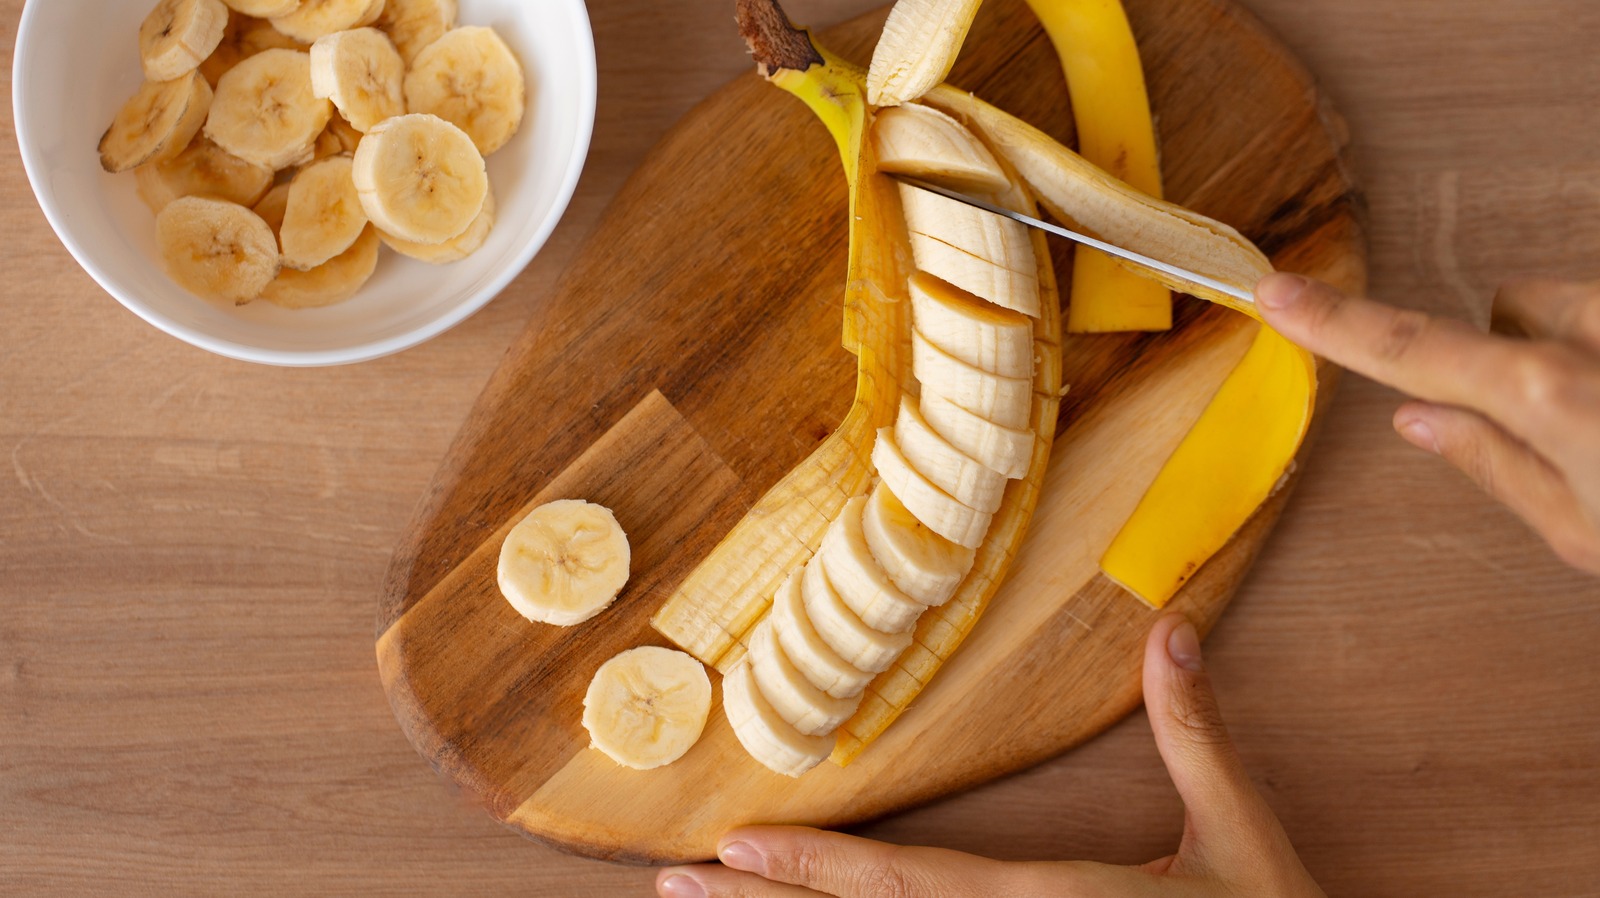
(736, 0, 823, 74)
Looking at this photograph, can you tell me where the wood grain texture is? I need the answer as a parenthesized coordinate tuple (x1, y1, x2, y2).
(2, 0, 1598, 894)
(376, 0, 1360, 863)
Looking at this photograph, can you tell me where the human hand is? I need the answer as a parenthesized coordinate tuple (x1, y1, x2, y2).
(1256, 274, 1600, 574)
(656, 614, 1324, 898)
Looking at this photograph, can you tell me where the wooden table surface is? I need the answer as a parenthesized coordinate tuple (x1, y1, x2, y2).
(2, 0, 1597, 894)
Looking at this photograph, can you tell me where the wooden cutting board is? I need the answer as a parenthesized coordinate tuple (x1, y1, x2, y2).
(375, 0, 1365, 864)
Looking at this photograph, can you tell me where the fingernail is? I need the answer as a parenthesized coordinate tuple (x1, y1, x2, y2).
(1397, 418, 1439, 454)
(1167, 619, 1204, 672)
(718, 841, 764, 874)
(659, 874, 705, 898)
(1256, 273, 1311, 311)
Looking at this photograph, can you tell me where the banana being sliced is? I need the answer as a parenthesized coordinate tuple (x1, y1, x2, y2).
(910, 272, 1034, 378)
(800, 553, 911, 675)
(309, 27, 404, 131)
(280, 154, 367, 269)
(920, 390, 1034, 480)
(404, 26, 526, 156)
(724, 660, 833, 778)
(380, 188, 495, 264)
(899, 182, 1036, 276)
(912, 330, 1032, 430)
(746, 622, 862, 737)
(497, 499, 631, 627)
(376, 0, 457, 64)
(768, 570, 873, 699)
(260, 225, 380, 308)
(205, 48, 333, 170)
(895, 398, 1007, 514)
(352, 113, 487, 245)
(909, 232, 1040, 318)
(866, 0, 981, 107)
(582, 646, 712, 771)
(872, 103, 1008, 194)
(220, 0, 303, 17)
(817, 496, 924, 633)
(270, 0, 385, 43)
(872, 427, 992, 549)
(135, 137, 275, 213)
(100, 71, 213, 173)
(861, 483, 974, 607)
(141, 0, 230, 82)
(155, 196, 280, 305)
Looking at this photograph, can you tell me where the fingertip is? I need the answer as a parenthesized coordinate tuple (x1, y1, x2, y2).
(1393, 403, 1441, 454)
(656, 870, 706, 898)
(1255, 272, 1313, 313)
(1167, 617, 1204, 672)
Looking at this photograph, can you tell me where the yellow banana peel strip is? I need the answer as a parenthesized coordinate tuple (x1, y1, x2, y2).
(1025, 0, 1172, 333)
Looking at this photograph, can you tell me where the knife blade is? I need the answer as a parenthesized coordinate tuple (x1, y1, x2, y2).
(890, 176, 1255, 306)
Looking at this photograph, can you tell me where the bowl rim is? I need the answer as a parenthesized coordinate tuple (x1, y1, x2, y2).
(11, 0, 597, 368)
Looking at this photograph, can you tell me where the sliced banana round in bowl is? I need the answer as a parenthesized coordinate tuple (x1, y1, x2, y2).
(352, 112, 487, 245)
(497, 499, 631, 627)
(100, 70, 214, 173)
(135, 137, 274, 213)
(280, 154, 368, 270)
(582, 646, 712, 771)
(204, 48, 333, 170)
(309, 26, 404, 132)
(376, 0, 458, 65)
(155, 196, 280, 305)
(269, 0, 385, 43)
(379, 188, 496, 264)
(404, 25, 526, 157)
(140, 0, 230, 82)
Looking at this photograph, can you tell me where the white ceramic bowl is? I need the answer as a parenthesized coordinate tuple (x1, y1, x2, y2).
(14, 0, 595, 366)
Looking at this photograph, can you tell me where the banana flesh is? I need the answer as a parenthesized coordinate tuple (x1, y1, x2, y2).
(269, 0, 385, 43)
(351, 113, 487, 245)
(582, 646, 712, 771)
(205, 48, 332, 170)
(860, 482, 973, 606)
(907, 231, 1040, 318)
(280, 154, 368, 270)
(817, 496, 925, 634)
(747, 622, 863, 736)
(380, 189, 497, 264)
(404, 26, 526, 157)
(221, 0, 302, 17)
(722, 661, 835, 778)
(872, 103, 1008, 194)
(135, 137, 274, 213)
(919, 390, 1033, 480)
(894, 399, 1007, 514)
(801, 554, 913, 674)
(155, 196, 280, 305)
(260, 225, 380, 308)
(899, 182, 1037, 277)
(309, 26, 405, 132)
(866, 0, 982, 107)
(497, 499, 631, 627)
(141, 0, 230, 82)
(375, 0, 459, 65)
(769, 570, 876, 699)
(100, 71, 213, 173)
(910, 271, 1033, 378)
(911, 330, 1033, 430)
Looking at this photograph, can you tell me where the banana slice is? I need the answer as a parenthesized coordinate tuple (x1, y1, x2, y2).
(894, 398, 1007, 514)
(723, 660, 833, 778)
(205, 48, 333, 170)
(279, 154, 367, 269)
(221, 0, 303, 17)
(910, 272, 1034, 378)
(100, 72, 213, 173)
(768, 570, 873, 699)
(141, 0, 230, 82)
(155, 196, 280, 305)
(309, 27, 404, 131)
(253, 182, 290, 230)
(912, 330, 1032, 430)
(873, 103, 1008, 194)
(200, 12, 309, 86)
(817, 496, 924, 633)
(376, 0, 457, 64)
(746, 622, 862, 737)
(380, 188, 495, 264)
(312, 115, 364, 159)
(352, 113, 487, 245)
(270, 0, 385, 43)
(260, 225, 379, 308)
(871, 428, 992, 549)
(135, 137, 275, 213)
(920, 390, 1034, 480)
(909, 232, 1040, 318)
(497, 499, 630, 627)
(866, 0, 981, 107)
(861, 483, 974, 607)
(582, 646, 712, 771)
(900, 182, 1036, 276)
(404, 26, 526, 156)
(800, 554, 911, 674)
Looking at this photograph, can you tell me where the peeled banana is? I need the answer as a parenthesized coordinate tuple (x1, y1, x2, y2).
(817, 496, 925, 634)
(859, 483, 973, 606)
(910, 272, 1034, 378)
(872, 103, 1007, 194)
(893, 399, 1007, 514)
(220, 0, 303, 17)
(871, 429, 993, 550)
(723, 661, 834, 778)
(497, 499, 631, 627)
(260, 225, 381, 308)
(919, 390, 1033, 480)
(911, 330, 1033, 430)
(866, 0, 982, 107)
(801, 553, 912, 674)
(582, 646, 711, 771)
(767, 570, 875, 699)
(746, 622, 862, 737)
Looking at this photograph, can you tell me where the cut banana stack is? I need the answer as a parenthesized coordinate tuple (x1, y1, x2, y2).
(102, 0, 525, 308)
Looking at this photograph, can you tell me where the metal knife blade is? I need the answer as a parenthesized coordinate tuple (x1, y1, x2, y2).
(891, 176, 1255, 306)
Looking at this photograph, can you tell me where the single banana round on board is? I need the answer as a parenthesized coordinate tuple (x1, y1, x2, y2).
(866, 0, 981, 107)
(723, 660, 834, 778)
(309, 27, 404, 132)
(872, 103, 1008, 194)
(252, 182, 291, 231)
(894, 399, 1007, 514)
(582, 646, 711, 771)
(100, 71, 213, 173)
(280, 154, 367, 270)
(404, 26, 526, 156)
(220, 0, 303, 18)
(497, 499, 630, 627)
(260, 225, 380, 308)
(156, 196, 280, 305)
(746, 622, 862, 737)
(871, 427, 992, 549)
(205, 48, 333, 170)
(141, 0, 230, 82)
(910, 272, 1034, 378)
(135, 137, 275, 213)
(352, 113, 487, 245)
(800, 553, 911, 675)
(817, 496, 925, 633)
(376, 0, 457, 65)
(270, 0, 385, 43)
(768, 570, 873, 699)
(860, 483, 974, 607)
(920, 390, 1034, 480)
(912, 330, 1033, 430)
(380, 188, 495, 264)
(908, 232, 1040, 318)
